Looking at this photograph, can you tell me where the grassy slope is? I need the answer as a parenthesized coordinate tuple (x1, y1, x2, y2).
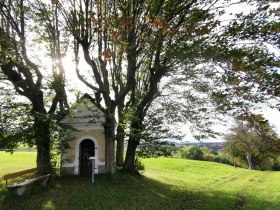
(0, 152, 280, 210)
(143, 158, 280, 210)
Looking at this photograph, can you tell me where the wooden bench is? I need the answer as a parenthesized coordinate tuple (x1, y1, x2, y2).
(3, 168, 51, 196)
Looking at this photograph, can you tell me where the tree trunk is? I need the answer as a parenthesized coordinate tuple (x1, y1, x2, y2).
(32, 91, 52, 174)
(116, 124, 125, 167)
(247, 153, 255, 170)
(122, 137, 139, 172)
(104, 114, 116, 174)
(116, 103, 125, 167)
(35, 119, 52, 174)
(123, 119, 141, 172)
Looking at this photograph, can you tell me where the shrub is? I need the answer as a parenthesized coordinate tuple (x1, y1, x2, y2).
(203, 153, 215, 162)
(258, 157, 274, 171)
(214, 153, 232, 165)
(185, 146, 203, 160)
(135, 158, 145, 172)
(175, 146, 204, 160)
(201, 146, 218, 156)
(175, 146, 237, 167)
(272, 158, 280, 171)
(137, 141, 177, 158)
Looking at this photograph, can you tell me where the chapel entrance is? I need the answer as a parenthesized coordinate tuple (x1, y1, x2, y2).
(79, 139, 95, 176)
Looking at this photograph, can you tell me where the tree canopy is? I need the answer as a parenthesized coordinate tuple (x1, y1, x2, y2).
(0, 0, 279, 173)
(0, 0, 69, 173)
(224, 114, 280, 170)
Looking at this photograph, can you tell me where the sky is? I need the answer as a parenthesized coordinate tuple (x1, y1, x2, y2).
(182, 110, 280, 143)
(261, 108, 280, 136)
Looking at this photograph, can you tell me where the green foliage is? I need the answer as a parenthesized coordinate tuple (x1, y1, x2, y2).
(258, 157, 274, 171)
(0, 93, 73, 175)
(202, 153, 215, 162)
(185, 146, 204, 160)
(272, 157, 280, 171)
(214, 152, 233, 166)
(141, 103, 186, 145)
(134, 158, 145, 172)
(175, 145, 235, 166)
(1, 0, 279, 174)
(137, 141, 177, 158)
(223, 114, 280, 170)
(175, 146, 204, 160)
(0, 97, 35, 152)
(200, 146, 218, 156)
(0, 0, 71, 174)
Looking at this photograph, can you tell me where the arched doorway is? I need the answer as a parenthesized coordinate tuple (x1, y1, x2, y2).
(79, 139, 95, 176)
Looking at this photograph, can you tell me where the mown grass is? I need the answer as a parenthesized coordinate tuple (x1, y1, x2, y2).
(143, 158, 280, 210)
(1, 152, 280, 210)
(0, 152, 37, 178)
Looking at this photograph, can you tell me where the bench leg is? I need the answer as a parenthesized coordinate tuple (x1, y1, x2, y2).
(16, 187, 27, 196)
(41, 176, 50, 187)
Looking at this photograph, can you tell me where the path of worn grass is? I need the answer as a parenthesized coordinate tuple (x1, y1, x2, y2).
(1, 153, 280, 209)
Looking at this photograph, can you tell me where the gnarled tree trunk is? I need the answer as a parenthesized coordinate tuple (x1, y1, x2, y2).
(34, 119, 52, 174)
(31, 90, 52, 174)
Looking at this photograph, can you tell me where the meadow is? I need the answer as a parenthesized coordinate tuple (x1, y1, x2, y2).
(1, 151, 280, 210)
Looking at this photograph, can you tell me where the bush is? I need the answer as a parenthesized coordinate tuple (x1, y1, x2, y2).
(185, 146, 204, 160)
(258, 157, 274, 171)
(214, 153, 232, 165)
(135, 158, 145, 172)
(175, 146, 237, 167)
(272, 158, 280, 171)
(137, 141, 177, 158)
(201, 146, 218, 156)
(203, 153, 215, 162)
(175, 146, 204, 160)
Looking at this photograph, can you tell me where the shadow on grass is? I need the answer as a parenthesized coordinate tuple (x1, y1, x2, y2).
(0, 172, 277, 210)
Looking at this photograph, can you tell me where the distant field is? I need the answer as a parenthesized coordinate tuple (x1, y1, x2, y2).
(1, 153, 280, 210)
(0, 152, 36, 178)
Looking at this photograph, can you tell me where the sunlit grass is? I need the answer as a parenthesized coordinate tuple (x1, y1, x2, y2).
(0, 151, 37, 178)
(142, 158, 280, 209)
(0, 153, 280, 209)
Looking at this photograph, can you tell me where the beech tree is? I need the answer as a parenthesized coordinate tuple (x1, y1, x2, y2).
(56, 0, 280, 172)
(207, 1, 279, 114)
(124, 0, 280, 171)
(58, 0, 218, 172)
(59, 0, 138, 173)
(1, 0, 277, 175)
(224, 114, 280, 170)
(57, 0, 188, 171)
(0, 0, 69, 173)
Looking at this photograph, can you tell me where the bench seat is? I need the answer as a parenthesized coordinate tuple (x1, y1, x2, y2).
(3, 168, 51, 195)
(7, 174, 51, 189)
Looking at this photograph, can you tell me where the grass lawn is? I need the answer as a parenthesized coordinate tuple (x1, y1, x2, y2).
(1, 152, 280, 210)
(0, 152, 37, 178)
